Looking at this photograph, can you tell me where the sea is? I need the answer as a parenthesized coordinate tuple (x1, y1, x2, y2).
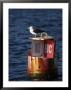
(9, 9, 62, 81)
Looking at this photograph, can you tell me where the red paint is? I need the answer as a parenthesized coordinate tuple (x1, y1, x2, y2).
(47, 40, 54, 59)
(44, 39, 55, 59)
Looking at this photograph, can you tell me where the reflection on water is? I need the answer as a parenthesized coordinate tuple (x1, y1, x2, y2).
(9, 9, 62, 81)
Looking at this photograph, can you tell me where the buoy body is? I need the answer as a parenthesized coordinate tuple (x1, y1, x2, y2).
(28, 36, 55, 80)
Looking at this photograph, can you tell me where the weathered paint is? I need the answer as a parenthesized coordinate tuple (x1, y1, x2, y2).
(28, 55, 48, 78)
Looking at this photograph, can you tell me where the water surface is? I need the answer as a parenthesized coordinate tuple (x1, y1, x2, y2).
(9, 9, 62, 81)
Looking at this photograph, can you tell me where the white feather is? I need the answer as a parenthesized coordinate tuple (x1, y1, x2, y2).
(29, 26, 36, 35)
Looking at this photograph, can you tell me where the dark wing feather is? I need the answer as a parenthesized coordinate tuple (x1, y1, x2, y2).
(34, 28, 44, 33)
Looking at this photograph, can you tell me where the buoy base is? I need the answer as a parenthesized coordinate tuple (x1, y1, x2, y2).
(28, 72, 48, 81)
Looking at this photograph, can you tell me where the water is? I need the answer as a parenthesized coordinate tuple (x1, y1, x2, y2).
(9, 9, 62, 81)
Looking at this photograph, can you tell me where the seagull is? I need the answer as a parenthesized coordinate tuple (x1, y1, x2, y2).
(28, 26, 44, 35)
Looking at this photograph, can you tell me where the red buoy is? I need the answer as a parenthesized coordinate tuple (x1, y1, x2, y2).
(28, 36, 55, 80)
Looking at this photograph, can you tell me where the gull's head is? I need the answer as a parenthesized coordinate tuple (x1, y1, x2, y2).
(28, 26, 36, 35)
(28, 26, 33, 30)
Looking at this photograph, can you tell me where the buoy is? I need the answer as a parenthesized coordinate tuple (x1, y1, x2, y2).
(28, 35, 55, 80)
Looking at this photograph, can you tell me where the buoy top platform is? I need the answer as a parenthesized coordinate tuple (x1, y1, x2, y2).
(31, 36, 53, 40)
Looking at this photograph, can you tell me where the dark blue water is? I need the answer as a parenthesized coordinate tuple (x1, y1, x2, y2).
(9, 9, 62, 81)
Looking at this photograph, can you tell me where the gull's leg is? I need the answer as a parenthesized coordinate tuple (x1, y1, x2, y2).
(35, 34, 36, 38)
(41, 33, 42, 37)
